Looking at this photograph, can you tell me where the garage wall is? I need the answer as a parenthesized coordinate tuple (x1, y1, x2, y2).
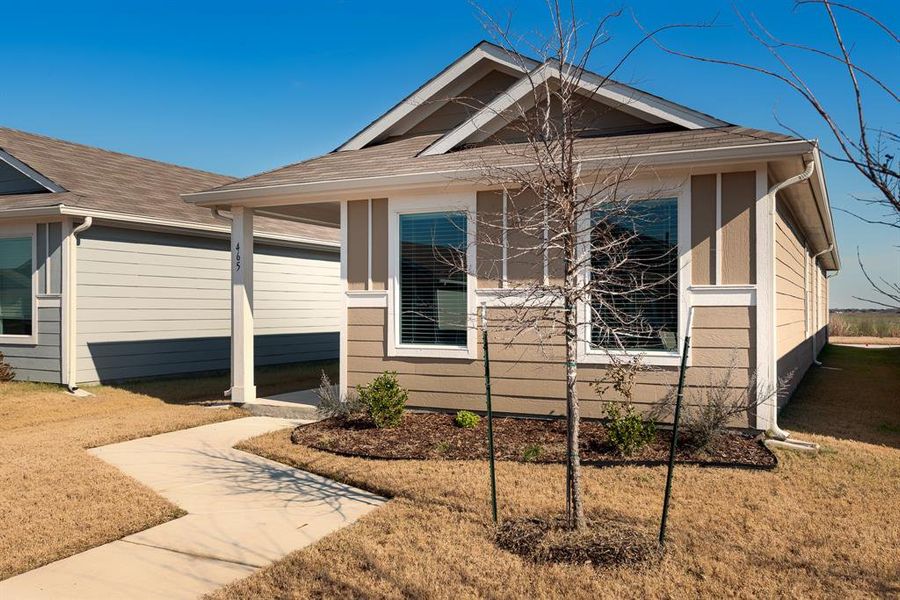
(75, 226, 339, 383)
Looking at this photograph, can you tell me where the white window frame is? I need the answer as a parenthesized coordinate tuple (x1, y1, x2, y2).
(576, 177, 690, 367)
(387, 192, 477, 359)
(0, 223, 39, 345)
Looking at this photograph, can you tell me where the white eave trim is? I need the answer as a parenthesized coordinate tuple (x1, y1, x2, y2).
(337, 42, 539, 152)
(420, 62, 727, 157)
(0, 205, 339, 250)
(183, 139, 814, 206)
(809, 146, 840, 270)
(0, 149, 66, 193)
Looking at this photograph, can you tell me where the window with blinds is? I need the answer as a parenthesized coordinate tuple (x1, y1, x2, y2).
(591, 198, 678, 351)
(0, 236, 33, 336)
(399, 211, 467, 346)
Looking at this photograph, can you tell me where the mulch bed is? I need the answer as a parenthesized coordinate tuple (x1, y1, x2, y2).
(290, 412, 777, 469)
(495, 515, 660, 567)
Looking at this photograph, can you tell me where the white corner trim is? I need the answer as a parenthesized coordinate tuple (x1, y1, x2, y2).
(337, 43, 538, 152)
(366, 198, 373, 290)
(386, 192, 478, 360)
(346, 290, 388, 308)
(715, 172, 722, 285)
(339, 201, 349, 400)
(689, 285, 757, 306)
(0, 149, 66, 193)
(755, 166, 775, 430)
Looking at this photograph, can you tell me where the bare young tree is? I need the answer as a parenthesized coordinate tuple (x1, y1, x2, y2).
(643, 0, 899, 308)
(425, 3, 686, 530)
(646, 0, 898, 226)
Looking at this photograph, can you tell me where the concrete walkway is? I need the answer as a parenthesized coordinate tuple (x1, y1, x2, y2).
(0, 417, 384, 599)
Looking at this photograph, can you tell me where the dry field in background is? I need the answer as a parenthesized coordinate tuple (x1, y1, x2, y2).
(829, 310, 900, 338)
(0, 360, 335, 580)
(213, 346, 900, 599)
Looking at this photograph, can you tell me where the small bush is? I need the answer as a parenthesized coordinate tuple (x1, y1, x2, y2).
(454, 410, 481, 428)
(316, 372, 364, 420)
(357, 371, 408, 428)
(0, 352, 14, 382)
(604, 403, 655, 456)
(523, 444, 543, 462)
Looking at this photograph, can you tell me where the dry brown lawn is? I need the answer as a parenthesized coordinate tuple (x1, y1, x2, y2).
(0, 360, 335, 580)
(211, 346, 900, 599)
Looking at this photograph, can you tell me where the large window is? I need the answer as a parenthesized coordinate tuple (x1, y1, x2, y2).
(591, 198, 678, 351)
(0, 237, 33, 337)
(399, 211, 467, 347)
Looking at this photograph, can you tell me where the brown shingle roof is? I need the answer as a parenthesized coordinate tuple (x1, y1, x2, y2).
(206, 126, 800, 193)
(0, 127, 338, 243)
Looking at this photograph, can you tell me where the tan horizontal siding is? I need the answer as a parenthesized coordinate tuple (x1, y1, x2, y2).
(346, 305, 755, 425)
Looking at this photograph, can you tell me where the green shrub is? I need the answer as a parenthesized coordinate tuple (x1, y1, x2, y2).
(454, 410, 481, 428)
(357, 371, 408, 428)
(604, 403, 655, 456)
(523, 444, 543, 462)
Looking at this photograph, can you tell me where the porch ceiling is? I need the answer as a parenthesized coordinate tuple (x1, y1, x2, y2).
(247, 201, 340, 228)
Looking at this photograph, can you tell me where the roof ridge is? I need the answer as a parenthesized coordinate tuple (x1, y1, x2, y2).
(0, 125, 235, 181)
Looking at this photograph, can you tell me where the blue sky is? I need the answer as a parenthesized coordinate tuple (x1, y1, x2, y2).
(2, 1, 897, 308)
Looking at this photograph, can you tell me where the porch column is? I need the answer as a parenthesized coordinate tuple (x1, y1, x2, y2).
(231, 206, 256, 404)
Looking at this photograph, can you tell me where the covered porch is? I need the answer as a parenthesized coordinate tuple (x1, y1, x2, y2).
(223, 200, 343, 405)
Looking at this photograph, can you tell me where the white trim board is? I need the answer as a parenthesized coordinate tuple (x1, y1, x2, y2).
(689, 285, 757, 306)
(337, 42, 539, 152)
(346, 290, 388, 308)
(420, 61, 725, 156)
(386, 192, 478, 360)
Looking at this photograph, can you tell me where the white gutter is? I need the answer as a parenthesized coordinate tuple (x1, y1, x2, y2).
(182, 139, 816, 206)
(0, 204, 338, 250)
(765, 161, 816, 442)
(64, 217, 93, 392)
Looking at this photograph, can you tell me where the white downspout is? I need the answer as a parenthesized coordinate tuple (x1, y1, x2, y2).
(810, 243, 834, 365)
(65, 217, 93, 393)
(765, 161, 815, 440)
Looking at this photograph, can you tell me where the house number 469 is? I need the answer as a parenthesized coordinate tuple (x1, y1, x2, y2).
(234, 242, 241, 272)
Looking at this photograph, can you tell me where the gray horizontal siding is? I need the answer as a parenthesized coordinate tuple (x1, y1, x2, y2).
(0, 305, 62, 383)
(75, 226, 339, 383)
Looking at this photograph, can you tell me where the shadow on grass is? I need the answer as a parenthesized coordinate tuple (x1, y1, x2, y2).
(87, 360, 338, 406)
(780, 344, 900, 449)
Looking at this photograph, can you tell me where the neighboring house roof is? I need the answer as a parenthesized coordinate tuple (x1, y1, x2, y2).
(0, 127, 338, 244)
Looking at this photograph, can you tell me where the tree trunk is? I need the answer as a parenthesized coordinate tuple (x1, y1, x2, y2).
(564, 297, 584, 530)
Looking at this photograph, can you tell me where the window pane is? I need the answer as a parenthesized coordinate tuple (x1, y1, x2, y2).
(0, 237, 33, 336)
(399, 212, 467, 347)
(591, 199, 678, 351)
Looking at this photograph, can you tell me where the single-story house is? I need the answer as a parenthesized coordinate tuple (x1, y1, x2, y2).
(0, 127, 340, 388)
(183, 41, 839, 433)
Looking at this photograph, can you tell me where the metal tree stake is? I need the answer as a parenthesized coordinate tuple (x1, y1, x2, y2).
(659, 306, 694, 549)
(481, 302, 498, 525)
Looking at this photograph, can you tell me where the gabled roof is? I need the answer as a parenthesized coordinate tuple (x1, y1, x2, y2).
(337, 41, 727, 154)
(0, 127, 338, 244)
